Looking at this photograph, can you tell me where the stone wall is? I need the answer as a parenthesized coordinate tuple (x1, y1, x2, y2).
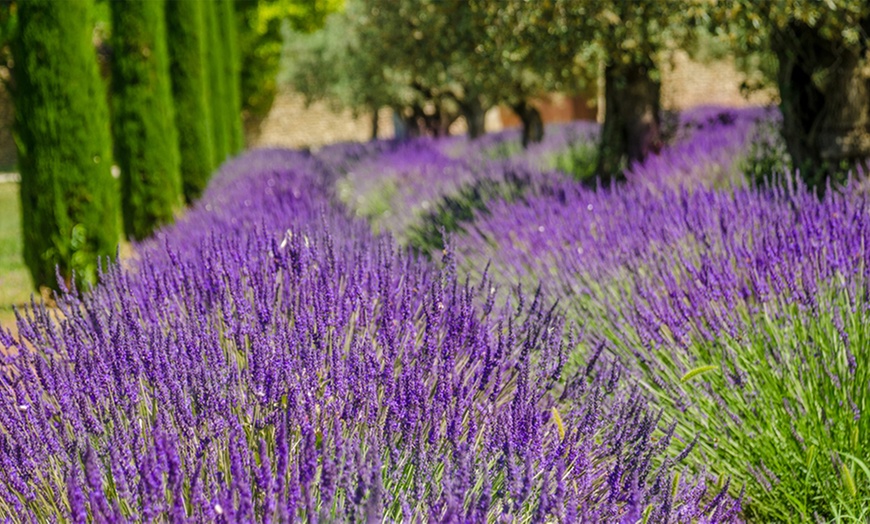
(660, 50, 776, 110)
(254, 88, 394, 150)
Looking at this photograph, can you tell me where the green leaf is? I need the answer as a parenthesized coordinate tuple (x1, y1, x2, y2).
(680, 365, 718, 383)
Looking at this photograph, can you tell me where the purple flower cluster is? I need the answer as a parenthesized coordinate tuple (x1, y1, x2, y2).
(340, 122, 598, 239)
(0, 148, 738, 521)
(627, 106, 779, 188)
(451, 109, 870, 518)
(458, 172, 870, 341)
(314, 139, 405, 177)
(444, 121, 599, 167)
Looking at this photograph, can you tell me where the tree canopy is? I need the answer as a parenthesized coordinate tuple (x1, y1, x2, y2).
(715, 0, 870, 185)
(284, 0, 593, 141)
(237, 0, 343, 135)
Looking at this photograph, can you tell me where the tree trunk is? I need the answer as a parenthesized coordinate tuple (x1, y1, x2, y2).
(512, 101, 543, 148)
(434, 101, 456, 137)
(422, 108, 441, 137)
(393, 106, 410, 140)
(370, 106, 379, 141)
(462, 97, 486, 139)
(403, 105, 424, 138)
(773, 21, 870, 188)
(596, 60, 662, 184)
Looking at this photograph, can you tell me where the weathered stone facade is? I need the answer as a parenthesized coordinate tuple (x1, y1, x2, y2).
(254, 88, 394, 150)
(660, 50, 775, 110)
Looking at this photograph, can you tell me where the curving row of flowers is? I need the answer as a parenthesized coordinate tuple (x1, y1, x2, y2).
(0, 147, 740, 521)
(327, 106, 869, 520)
(452, 110, 870, 521)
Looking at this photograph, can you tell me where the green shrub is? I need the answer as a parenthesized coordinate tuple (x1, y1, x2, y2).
(740, 117, 791, 184)
(111, 0, 182, 240)
(165, 0, 214, 203)
(10, 0, 120, 289)
(407, 171, 533, 255)
(544, 142, 598, 181)
(204, 0, 229, 166)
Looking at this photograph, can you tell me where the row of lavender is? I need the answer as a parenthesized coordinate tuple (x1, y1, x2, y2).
(0, 148, 739, 520)
(456, 174, 870, 519)
(443, 112, 869, 520)
(337, 121, 598, 239)
(333, 107, 869, 520)
(338, 108, 781, 249)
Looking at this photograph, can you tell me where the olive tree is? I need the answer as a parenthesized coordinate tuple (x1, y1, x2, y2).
(717, 1, 870, 187)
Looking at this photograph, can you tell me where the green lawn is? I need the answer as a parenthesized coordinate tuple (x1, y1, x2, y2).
(0, 183, 30, 330)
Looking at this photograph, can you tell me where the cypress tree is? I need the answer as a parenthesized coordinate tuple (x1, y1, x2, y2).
(217, 0, 245, 153)
(10, 0, 120, 290)
(110, 0, 182, 240)
(204, 0, 229, 166)
(165, 0, 214, 203)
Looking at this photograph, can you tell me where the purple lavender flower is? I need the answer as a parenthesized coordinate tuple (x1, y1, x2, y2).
(0, 143, 736, 522)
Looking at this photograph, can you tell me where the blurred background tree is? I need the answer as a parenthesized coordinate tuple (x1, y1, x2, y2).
(165, 0, 214, 203)
(468, 0, 590, 146)
(284, 0, 410, 139)
(7, 0, 120, 290)
(355, 0, 480, 138)
(237, 0, 343, 141)
(716, 0, 870, 188)
(548, 0, 704, 182)
(283, 1, 395, 140)
(110, 0, 183, 241)
(284, 0, 591, 143)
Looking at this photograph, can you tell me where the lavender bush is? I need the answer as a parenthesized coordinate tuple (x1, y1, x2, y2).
(0, 149, 737, 521)
(626, 106, 780, 189)
(445, 122, 600, 181)
(314, 139, 405, 177)
(338, 122, 599, 242)
(455, 153, 870, 519)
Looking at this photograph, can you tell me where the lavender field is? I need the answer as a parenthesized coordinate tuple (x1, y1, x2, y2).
(1, 106, 867, 522)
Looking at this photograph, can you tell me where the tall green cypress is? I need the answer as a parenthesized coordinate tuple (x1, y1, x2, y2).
(111, 0, 182, 240)
(218, 0, 244, 153)
(10, 0, 120, 290)
(204, 0, 229, 166)
(165, 0, 214, 203)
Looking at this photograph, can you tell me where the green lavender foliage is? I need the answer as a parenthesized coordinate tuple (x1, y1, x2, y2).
(165, 0, 214, 203)
(10, 0, 120, 290)
(218, 0, 244, 154)
(111, 0, 182, 240)
(593, 277, 870, 521)
(204, 0, 229, 166)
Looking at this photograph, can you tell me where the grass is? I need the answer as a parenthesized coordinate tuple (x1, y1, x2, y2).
(0, 182, 30, 330)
